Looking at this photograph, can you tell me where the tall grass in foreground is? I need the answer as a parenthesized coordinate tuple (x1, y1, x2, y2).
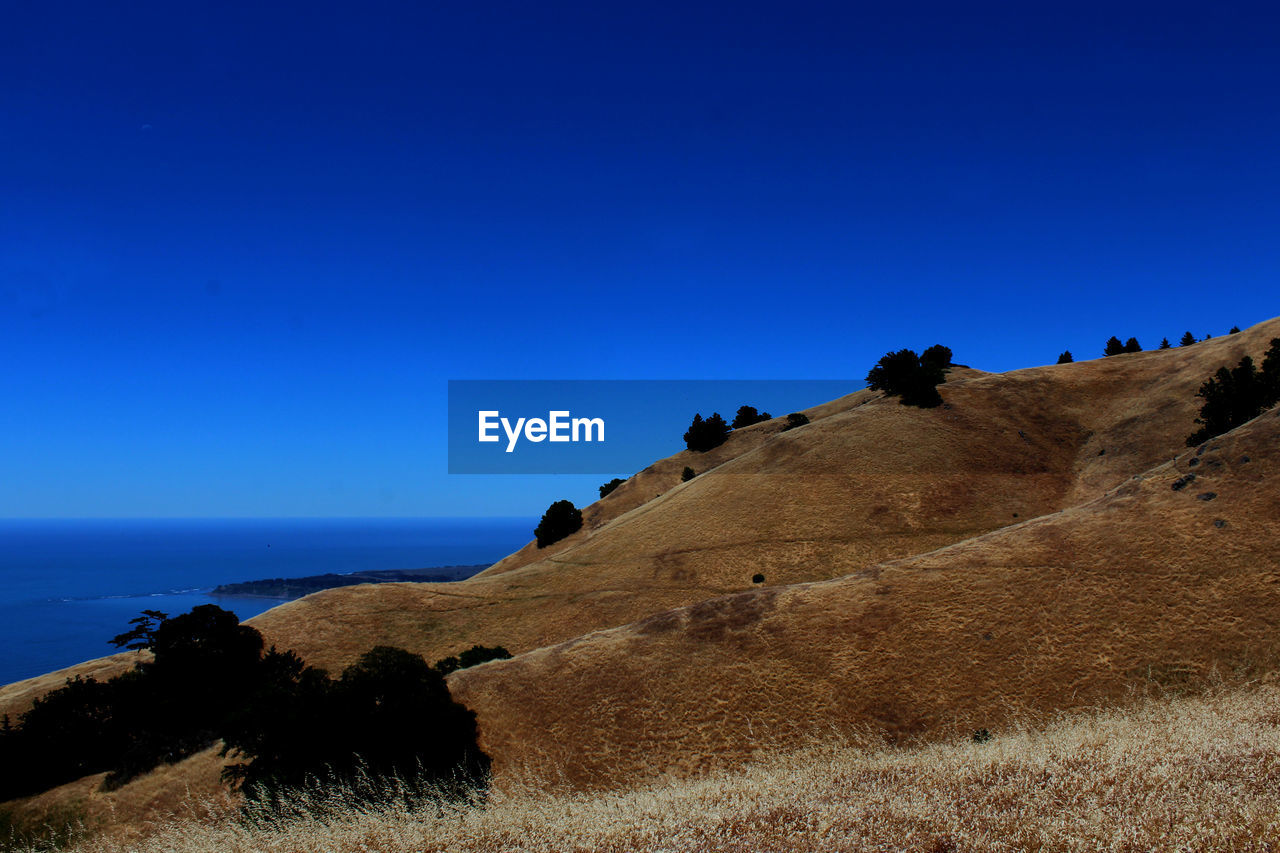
(33, 685, 1280, 852)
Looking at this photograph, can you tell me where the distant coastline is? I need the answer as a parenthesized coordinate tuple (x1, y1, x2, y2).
(210, 564, 490, 600)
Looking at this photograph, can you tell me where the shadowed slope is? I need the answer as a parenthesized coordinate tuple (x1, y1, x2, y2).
(451, 404, 1280, 788)
(43, 686, 1280, 853)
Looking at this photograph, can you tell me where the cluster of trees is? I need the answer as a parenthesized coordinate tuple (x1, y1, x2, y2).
(682, 404, 781, 453)
(534, 499, 583, 547)
(594, 406, 812, 514)
(1187, 338, 1280, 446)
(1098, 327, 1244, 359)
(0, 606, 493, 805)
(865, 345, 953, 408)
(598, 408, 812, 508)
(1103, 336, 1144, 356)
(1060, 328, 1251, 364)
(683, 412, 732, 451)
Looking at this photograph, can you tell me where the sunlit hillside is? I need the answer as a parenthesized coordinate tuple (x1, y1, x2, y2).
(3, 316, 1278, 843)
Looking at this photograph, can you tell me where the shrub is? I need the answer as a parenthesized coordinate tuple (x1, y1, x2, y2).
(683, 412, 731, 452)
(1180, 331, 1196, 347)
(1104, 336, 1125, 356)
(731, 406, 772, 429)
(434, 645, 513, 676)
(534, 500, 583, 548)
(782, 412, 810, 430)
(1159, 338, 1171, 349)
(598, 478, 624, 499)
(1057, 351, 1073, 364)
(681, 466, 696, 482)
(866, 348, 947, 408)
(1230, 326, 1241, 334)
(751, 573, 765, 584)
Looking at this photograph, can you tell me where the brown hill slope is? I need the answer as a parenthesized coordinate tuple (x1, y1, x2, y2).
(4, 320, 1274, 714)
(451, 401, 1280, 788)
(242, 318, 1279, 674)
(2, 318, 1276, 828)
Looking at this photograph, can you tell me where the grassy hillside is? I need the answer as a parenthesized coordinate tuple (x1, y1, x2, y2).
(5, 323, 1271, 713)
(33, 684, 1280, 852)
(242, 319, 1276, 678)
(3, 316, 1277, 838)
(452, 398, 1280, 788)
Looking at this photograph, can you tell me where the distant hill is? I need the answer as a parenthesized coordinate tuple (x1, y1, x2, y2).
(210, 565, 488, 599)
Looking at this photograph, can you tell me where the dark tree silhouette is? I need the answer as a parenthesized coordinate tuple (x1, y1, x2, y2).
(683, 412, 731, 451)
(731, 406, 771, 429)
(866, 348, 946, 408)
(1123, 337, 1142, 353)
(681, 466, 696, 482)
(433, 645, 512, 676)
(1057, 351, 1073, 364)
(1230, 326, 1241, 334)
(2, 607, 492, 808)
(597, 478, 624, 499)
(458, 645, 511, 670)
(110, 609, 169, 651)
(1187, 342, 1280, 446)
(225, 646, 488, 805)
(1180, 331, 1197, 347)
(1159, 338, 1171, 349)
(1104, 336, 1125, 356)
(1262, 338, 1280, 393)
(920, 344, 953, 371)
(533, 500, 582, 548)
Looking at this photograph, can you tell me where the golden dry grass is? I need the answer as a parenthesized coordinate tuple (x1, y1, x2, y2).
(31, 683, 1280, 853)
(0, 654, 144, 721)
(4, 317, 1278, 836)
(241, 318, 1278, 680)
(0, 747, 230, 851)
(453, 403, 1280, 789)
(5, 322, 1272, 705)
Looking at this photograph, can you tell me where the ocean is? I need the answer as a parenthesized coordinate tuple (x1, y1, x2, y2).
(0, 517, 534, 687)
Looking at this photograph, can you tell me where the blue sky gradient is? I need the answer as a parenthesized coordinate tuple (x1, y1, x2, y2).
(2, 1, 1278, 516)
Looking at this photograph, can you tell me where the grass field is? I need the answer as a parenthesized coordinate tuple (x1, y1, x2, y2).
(23, 682, 1280, 853)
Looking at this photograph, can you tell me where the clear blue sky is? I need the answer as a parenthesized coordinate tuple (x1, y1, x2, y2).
(2, 1, 1277, 517)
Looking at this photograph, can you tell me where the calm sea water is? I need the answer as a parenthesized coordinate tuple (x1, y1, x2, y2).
(0, 517, 534, 686)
